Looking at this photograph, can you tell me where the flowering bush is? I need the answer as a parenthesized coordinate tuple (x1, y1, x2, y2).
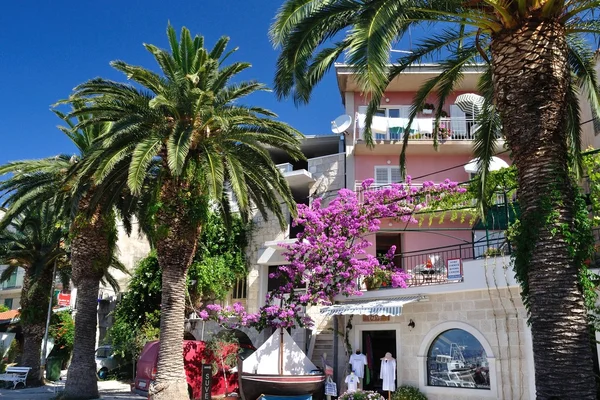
(200, 178, 464, 330)
(339, 390, 385, 400)
(392, 385, 428, 400)
(437, 127, 451, 139)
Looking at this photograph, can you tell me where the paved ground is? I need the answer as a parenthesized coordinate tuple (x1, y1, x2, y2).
(0, 379, 142, 399)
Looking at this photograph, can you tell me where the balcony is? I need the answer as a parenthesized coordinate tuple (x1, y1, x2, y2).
(355, 116, 478, 142)
(359, 236, 510, 291)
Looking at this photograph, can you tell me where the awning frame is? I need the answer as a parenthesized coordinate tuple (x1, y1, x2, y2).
(320, 294, 426, 316)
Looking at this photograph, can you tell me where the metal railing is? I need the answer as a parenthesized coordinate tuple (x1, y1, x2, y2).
(360, 237, 510, 290)
(355, 116, 480, 142)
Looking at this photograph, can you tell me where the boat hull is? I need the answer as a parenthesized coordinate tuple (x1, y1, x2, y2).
(240, 373, 326, 400)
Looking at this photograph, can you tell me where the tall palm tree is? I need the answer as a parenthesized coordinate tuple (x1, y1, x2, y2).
(271, 1, 600, 398)
(66, 25, 304, 399)
(0, 108, 137, 398)
(0, 202, 67, 386)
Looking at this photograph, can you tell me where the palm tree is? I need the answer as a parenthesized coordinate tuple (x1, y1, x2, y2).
(66, 25, 303, 399)
(0, 202, 67, 386)
(0, 108, 136, 398)
(271, 1, 600, 398)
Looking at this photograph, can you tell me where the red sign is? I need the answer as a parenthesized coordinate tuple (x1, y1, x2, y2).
(57, 292, 71, 307)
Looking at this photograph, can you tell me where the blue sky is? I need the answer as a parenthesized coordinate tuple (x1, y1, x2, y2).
(0, 1, 347, 165)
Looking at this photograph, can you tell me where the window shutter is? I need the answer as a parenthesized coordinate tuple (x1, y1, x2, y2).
(391, 167, 402, 184)
(375, 167, 389, 185)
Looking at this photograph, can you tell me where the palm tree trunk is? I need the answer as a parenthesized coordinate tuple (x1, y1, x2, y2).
(18, 263, 53, 386)
(149, 178, 202, 400)
(63, 200, 112, 399)
(491, 18, 596, 399)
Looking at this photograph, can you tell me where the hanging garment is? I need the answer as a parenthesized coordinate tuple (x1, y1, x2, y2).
(380, 357, 396, 391)
(349, 353, 368, 379)
(345, 373, 360, 393)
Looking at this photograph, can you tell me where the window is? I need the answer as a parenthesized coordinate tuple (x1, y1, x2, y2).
(232, 277, 247, 299)
(427, 329, 490, 390)
(2, 270, 17, 289)
(3, 299, 12, 309)
(374, 166, 402, 186)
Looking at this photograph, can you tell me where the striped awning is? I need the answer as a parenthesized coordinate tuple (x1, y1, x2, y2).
(320, 295, 425, 316)
(455, 93, 484, 115)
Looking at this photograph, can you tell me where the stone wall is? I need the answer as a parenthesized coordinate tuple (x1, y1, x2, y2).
(348, 287, 533, 400)
(308, 153, 346, 206)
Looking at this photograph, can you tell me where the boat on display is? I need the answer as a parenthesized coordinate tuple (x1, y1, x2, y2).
(239, 328, 326, 400)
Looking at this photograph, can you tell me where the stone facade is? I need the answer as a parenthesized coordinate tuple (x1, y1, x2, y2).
(347, 287, 533, 400)
(308, 152, 346, 206)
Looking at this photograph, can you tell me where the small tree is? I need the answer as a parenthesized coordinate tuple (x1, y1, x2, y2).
(202, 179, 465, 329)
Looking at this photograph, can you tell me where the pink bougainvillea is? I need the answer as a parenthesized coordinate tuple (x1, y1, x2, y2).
(200, 178, 464, 330)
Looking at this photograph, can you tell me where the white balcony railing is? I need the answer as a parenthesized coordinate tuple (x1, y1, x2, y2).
(354, 114, 479, 142)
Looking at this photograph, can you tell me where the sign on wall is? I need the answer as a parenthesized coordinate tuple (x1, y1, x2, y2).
(362, 315, 391, 322)
(447, 258, 463, 280)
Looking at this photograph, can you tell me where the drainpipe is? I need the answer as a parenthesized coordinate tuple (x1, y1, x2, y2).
(339, 134, 347, 190)
(333, 316, 339, 385)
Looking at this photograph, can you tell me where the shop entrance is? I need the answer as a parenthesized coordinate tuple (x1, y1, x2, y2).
(361, 330, 397, 392)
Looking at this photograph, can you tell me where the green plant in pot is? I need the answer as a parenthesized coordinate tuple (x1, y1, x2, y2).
(364, 267, 392, 290)
(392, 385, 428, 400)
(437, 127, 451, 140)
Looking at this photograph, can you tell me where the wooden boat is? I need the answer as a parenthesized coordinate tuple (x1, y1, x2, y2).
(239, 329, 325, 400)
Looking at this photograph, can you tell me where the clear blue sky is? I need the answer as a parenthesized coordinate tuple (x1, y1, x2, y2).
(0, 1, 346, 165)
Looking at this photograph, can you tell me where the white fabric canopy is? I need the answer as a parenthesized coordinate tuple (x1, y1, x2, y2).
(320, 295, 424, 316)
(455, 93, 485, 115)
(464, 156, 510, 174)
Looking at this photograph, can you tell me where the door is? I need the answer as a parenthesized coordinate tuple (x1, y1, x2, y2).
(361, 330, 397, 392)
(450, 105, 467, 138)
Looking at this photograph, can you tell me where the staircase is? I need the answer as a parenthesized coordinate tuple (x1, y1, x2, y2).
(309, 319, 335, 369)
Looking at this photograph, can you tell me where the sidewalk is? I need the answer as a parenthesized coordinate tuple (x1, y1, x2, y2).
(0, 374, 142, 399)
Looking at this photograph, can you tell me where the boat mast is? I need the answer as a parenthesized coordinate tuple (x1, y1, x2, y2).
(279, 327, 284, 375)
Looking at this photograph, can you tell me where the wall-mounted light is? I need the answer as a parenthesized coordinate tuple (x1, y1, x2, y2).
(408, 319, 415, 329)
(385, 98, 390, 103)
(386, 160, 391, 164)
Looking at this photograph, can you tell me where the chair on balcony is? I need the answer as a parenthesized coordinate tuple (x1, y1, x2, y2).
(413, 254, 446, 284)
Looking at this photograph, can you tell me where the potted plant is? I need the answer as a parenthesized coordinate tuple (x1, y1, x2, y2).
(364, 267, 392, 290)
(422, 103, 435, 114)
(440, 110, 449, 118)
(392, 385, 428, 400)
(339, 390, 385, 400)
(437, 127, 451, 140)
(207, 332, 241, 399)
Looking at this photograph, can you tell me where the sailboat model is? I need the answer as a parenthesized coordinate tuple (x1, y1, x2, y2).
(239, 328, 326, 400)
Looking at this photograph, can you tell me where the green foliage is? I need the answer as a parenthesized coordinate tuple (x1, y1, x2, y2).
(108, 211, 248, 362)
(48, 310, 75, 361)
(0, 305, 9, 313)
(583, 150, 600, 223)
(392, 385, 428, 400)
(188, 212, 249, 302)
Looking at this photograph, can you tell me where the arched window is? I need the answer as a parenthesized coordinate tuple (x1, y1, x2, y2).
(426, 329, 490, 390)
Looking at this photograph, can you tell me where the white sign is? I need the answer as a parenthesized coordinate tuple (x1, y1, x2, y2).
(447, 258, 463, 280)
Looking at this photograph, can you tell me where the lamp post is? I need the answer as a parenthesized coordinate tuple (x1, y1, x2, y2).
(41, 260, 57, 370)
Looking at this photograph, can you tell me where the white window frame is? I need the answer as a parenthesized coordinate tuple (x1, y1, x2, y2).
(374, 166, 402, 186)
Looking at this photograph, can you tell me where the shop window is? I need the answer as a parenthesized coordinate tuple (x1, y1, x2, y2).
(427, 329, 490, 390)
(3, 298, 13, 309)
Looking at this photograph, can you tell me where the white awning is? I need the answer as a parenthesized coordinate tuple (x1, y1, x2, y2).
(320, 295, 425, 316)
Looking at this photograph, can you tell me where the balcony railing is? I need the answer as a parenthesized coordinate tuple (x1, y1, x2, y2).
(360, 237, 510, 290)
(354, 115, 480, 142)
